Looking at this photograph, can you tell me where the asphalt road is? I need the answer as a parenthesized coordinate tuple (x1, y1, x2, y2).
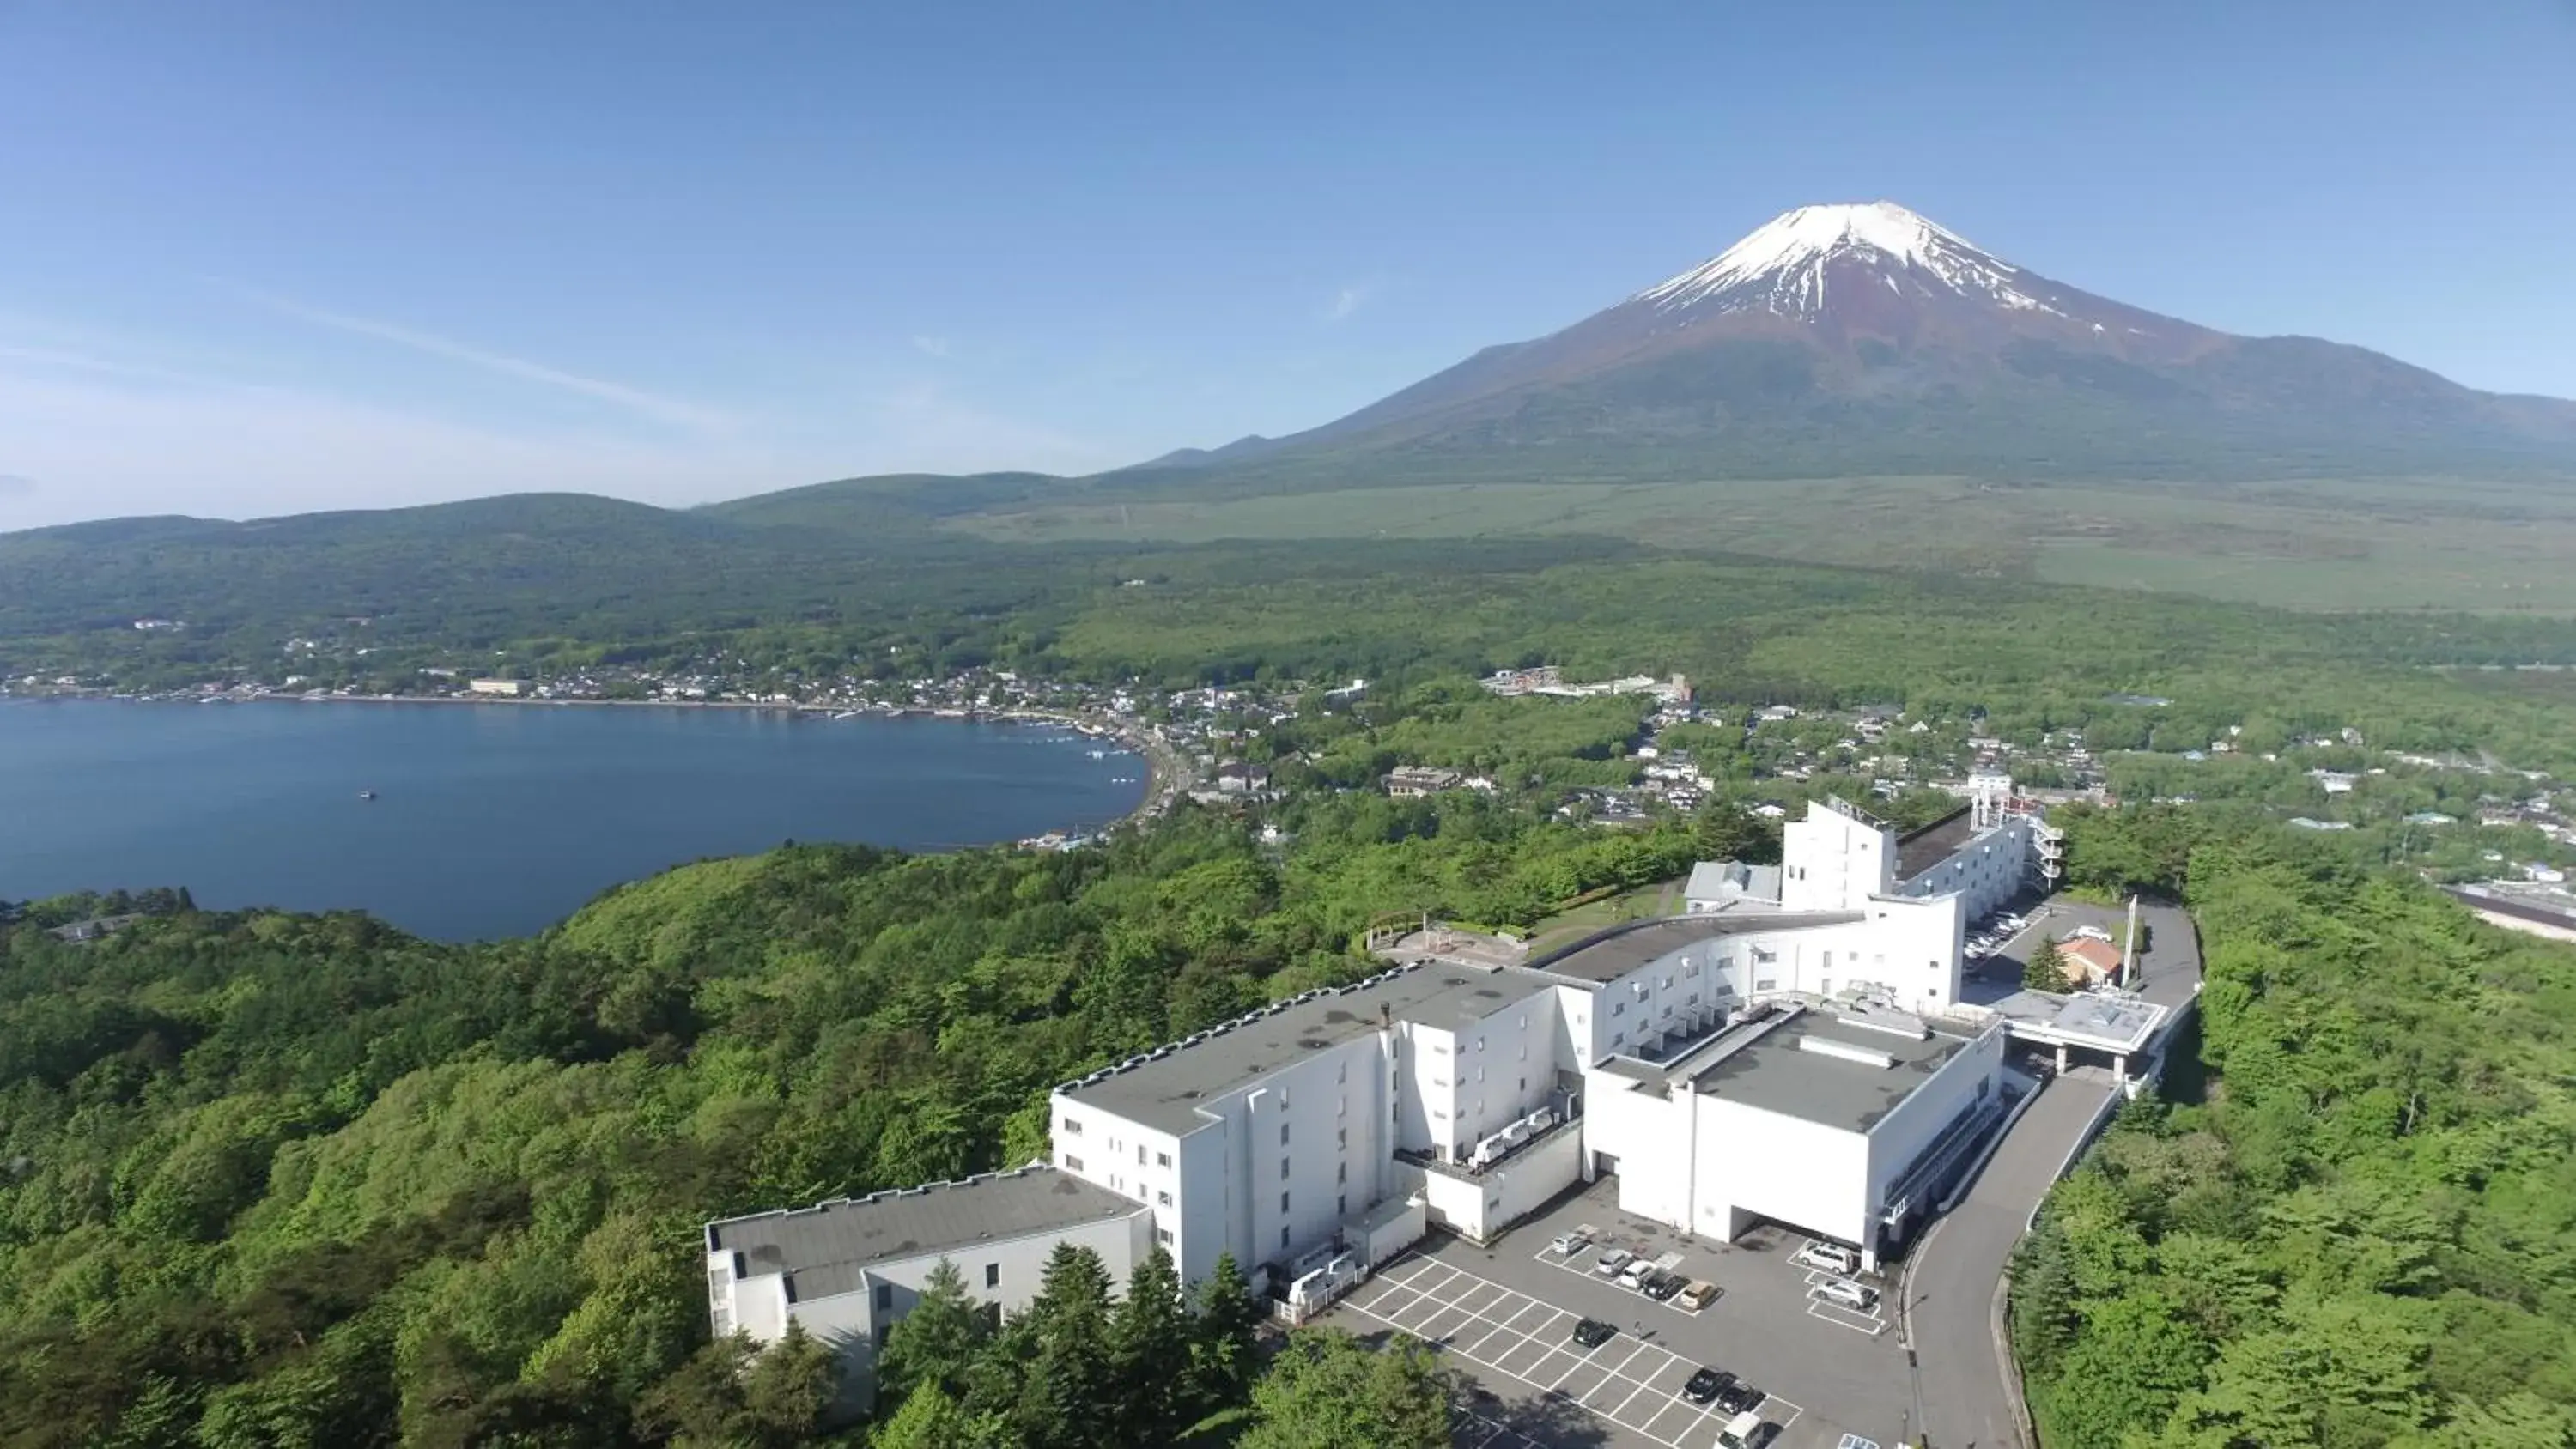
(1905, 894, 2203, 1448)
(1904, 1067, 2115, 1449)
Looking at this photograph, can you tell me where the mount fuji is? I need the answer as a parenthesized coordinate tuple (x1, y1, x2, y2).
(1138, 202, 2576, 484)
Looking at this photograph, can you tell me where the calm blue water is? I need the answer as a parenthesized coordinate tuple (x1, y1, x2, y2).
(0, 700, 1144, 941)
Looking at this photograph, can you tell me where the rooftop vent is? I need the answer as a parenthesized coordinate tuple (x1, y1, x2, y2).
(1834, 1009, 1930, 1041)
(1799, 1035, 1895, 1070)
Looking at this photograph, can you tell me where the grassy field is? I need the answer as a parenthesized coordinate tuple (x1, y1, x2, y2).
(947, 475, 2576, 614)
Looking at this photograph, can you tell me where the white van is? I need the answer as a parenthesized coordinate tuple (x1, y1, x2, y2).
(1793, 1241, 1859, 1276)
(1715, 1409, 1768, 1448)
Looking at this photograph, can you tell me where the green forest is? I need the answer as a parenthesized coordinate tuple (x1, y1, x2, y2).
(0, 792, 1704, 1448)
(2014, 811, 2576, 1448)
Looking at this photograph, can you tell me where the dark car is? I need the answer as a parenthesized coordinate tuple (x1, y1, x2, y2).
(1682, 1367, 1734, 1404)
(1715, 1379, 1768, 1415)
(1570, 1317, 1617, 1349)
(1643, 1270, 1685, 1300)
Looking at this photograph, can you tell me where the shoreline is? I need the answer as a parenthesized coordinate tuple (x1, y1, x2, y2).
(3, 689, 1175, 837)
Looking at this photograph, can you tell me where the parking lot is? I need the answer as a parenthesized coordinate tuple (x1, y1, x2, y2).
(1315, 1176, 1917, 1449)
(1344, 1254, 1806, 1448)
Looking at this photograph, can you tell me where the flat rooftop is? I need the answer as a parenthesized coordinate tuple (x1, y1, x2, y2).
(1527, 912, 1866, 985)
(707, 1164, 1139, 1304)
(1059, 965, 1557, 1135)
(1985, 989, 2166, 1052)
(1896, 808, 1980, 882)
(1690, 1009, 1980, 1133)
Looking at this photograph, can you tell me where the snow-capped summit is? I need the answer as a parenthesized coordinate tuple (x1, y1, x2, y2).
(1637, 201, 2057, 319)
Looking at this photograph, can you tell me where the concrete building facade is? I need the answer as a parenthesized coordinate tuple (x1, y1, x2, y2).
(703, 1164, 1152, 1412)
(710, 802, 2036, 1392)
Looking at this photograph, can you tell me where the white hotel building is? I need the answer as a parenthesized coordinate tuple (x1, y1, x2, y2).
(706, 795, 2044, 1401)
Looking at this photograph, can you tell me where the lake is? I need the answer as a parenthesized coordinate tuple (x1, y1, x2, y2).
(0, 700, 1145, 941)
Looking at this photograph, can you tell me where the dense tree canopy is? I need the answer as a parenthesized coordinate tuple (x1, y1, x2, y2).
(2013, 815, 2576, 1449)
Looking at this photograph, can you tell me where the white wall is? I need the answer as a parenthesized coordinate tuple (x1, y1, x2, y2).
(1863, 1023, 2008, 1216)
(1392, 1122, 1583, 1243)
(1703, 900, 1962, 1016)
(1695, 1099, 1872, 1247)
(1783, 802, 1897, 912)
(710, 1206, 1151, 1415)
(1579, 1067, 1695, 1229)
(1055, 1029, 1392, 1284)
(1896, 816, 2032, 921)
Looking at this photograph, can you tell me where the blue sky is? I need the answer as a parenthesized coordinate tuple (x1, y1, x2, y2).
(3, 0, 2573, 527)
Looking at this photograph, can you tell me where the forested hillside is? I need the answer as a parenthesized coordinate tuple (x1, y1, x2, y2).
(0, 796, 1695, 1447)
(2013, 820, 2576, 1448)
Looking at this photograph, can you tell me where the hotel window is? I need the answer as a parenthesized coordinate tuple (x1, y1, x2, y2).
(1280, 1123, 1291, 1146)
(1156, 1151, 1170, 1168)
(1336, 1162, 1346, 1184)
(1338, 1193, 1347, 1216)
(1060, 1117, 1083, 1136)
(1280, 1191, 1291, 1214)
(1158, 1228, 1174, 1246)
(1280, 1157, 1291, 1180)
(1280, 1226, 1291, 1249)
(1137, 1144, 1146, 1166)
(875, 1284, 893, 1312)
(1065, 1155, 1084, 1172)
(1157, 1190, 1172, 1207)
(986, 1263, 1001, 1289)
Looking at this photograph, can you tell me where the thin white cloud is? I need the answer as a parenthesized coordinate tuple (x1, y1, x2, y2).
(1324, 284, 1369, 323)
(911, 334, 955, 360)
(245, 290, 735, 431)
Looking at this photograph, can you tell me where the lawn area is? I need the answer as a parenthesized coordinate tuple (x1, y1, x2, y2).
(1522, 877, 1683, 955)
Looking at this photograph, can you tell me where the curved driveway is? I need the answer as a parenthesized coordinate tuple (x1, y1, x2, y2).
(1904, 899, 2202, 1448)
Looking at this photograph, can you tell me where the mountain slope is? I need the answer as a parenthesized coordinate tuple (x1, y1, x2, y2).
(1146, 202, 2576, 487)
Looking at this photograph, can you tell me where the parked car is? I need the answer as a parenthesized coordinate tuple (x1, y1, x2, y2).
(1676, 1280, 1722, 1312)
(1715, 1379, 1767, 1415)
(1551, 1226, 1595, 1257)
(1793, 1241, 1859, 1276)
(1716, 1410, 1774, 1449)
(1618, 1258, 1656, 1290)
(1643, 1270, 1685, 1300)
(1682, 1367, 1735, 1405)
(1813, 1277, 1879, 1312)
(1593, 1246, 1633, 1277)
(1570, 1317, 1617, 1349)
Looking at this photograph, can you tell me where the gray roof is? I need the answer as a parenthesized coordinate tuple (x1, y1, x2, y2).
(1683, 860, 1782, 905)
(706, 1165, 1141, 1304)
(1527, 912, 1866, 985)
(1895, 809, 1979, 882)
(1059, 965, 1556, 1135)
(1690, 1010, 1978, 1133)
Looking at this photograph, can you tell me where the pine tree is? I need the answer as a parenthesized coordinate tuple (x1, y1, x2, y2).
(1185, 1252, 1262, 1417)
(2024, 934, 2074, 993)
(1109, 1247, 1189, 1442)
(1015, 1243, 1115, 1449)
(875, 1259, 990, 1409)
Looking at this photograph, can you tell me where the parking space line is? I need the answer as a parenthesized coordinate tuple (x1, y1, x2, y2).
(1581, 1341, 1649, 1404)
(1339, 1254, 1754, 1449)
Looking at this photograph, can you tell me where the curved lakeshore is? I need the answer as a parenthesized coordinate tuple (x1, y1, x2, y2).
(0, 698, 1150, 941)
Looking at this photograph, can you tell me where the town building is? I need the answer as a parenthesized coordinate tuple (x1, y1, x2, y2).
(1383, 765, 1466, 797)
(466, 678, 526, 697)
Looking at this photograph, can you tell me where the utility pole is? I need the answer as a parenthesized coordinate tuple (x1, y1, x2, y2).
(2123, 893, 2142, 988)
